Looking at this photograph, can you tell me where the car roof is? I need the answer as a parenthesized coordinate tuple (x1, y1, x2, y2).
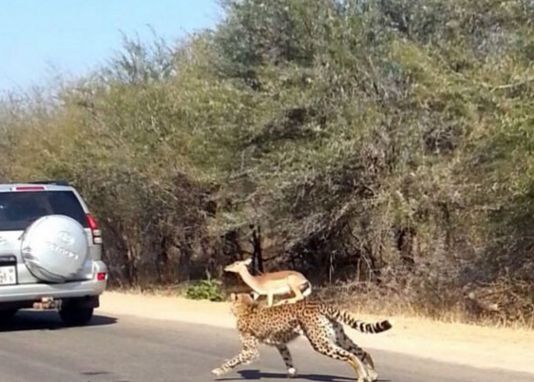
(0, 183, 75, 192)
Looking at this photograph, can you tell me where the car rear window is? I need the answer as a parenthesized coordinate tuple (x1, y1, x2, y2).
(0, 191, 88, 231)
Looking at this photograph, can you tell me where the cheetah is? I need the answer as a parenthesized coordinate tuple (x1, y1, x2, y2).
(211, 293, 392, 382)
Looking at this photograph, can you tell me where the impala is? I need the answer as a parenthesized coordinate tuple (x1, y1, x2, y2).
(224, 258, 311, 307)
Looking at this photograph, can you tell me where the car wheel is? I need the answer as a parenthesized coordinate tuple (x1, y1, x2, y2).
(21, 215, 89, 283)
(59, 307, 94, 326)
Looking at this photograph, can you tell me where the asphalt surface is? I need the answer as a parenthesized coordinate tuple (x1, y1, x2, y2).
(0, 310, 533, 382)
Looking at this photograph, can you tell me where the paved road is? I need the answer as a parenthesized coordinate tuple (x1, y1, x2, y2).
(0, 310, 533, 382)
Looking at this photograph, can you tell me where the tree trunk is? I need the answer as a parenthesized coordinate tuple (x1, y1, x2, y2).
(250, 224, 263, 275)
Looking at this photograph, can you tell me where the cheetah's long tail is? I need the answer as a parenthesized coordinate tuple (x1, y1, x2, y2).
(321, 306, 392, 334)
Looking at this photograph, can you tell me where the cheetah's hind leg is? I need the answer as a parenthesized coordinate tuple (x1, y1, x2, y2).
(332, 321, 378, 381)
(302, 321, 370, 382)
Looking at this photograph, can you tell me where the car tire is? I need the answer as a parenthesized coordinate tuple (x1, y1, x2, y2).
(59, 307, 94, 326)
(0, 309, 18, 322)
(21, 215, 89, 283)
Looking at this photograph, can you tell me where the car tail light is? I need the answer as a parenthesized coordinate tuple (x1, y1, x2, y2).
(14, 186, 46, 191)
(96, 272, 107, 281)
(86, 213, 102, 244)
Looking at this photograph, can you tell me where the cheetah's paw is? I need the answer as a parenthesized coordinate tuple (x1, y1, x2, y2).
(211, 367, 227, 377)
(287, 367, 298, 378)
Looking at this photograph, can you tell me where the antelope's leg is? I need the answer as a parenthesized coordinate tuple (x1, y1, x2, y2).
(282, 275, 306, 304)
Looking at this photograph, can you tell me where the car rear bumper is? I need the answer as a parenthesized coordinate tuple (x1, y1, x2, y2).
(0, 261, 107, 303)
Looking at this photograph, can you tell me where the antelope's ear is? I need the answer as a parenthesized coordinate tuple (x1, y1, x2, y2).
(243, 258, 253, 266)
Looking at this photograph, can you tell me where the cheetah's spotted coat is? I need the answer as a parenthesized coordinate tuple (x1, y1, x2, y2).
(212, 293, 392, 382)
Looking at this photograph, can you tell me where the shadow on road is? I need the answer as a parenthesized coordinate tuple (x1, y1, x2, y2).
(217, 369, 390, 382)
(0, 310, 117, 332)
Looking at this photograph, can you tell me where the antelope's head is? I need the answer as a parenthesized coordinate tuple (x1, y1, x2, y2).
(224, 258, 252, 273)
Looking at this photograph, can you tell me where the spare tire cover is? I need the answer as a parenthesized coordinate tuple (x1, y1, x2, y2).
(21, 215, 89, 283)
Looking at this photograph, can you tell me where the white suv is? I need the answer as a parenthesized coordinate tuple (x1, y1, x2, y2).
(0, 181, 107, 325)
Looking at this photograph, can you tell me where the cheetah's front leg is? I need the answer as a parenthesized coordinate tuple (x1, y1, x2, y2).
(211, 335, 259, 377)
(275, 344, 298, 378)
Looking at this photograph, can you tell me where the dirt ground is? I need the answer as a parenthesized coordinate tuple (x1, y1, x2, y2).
(98, 291, 534, 375)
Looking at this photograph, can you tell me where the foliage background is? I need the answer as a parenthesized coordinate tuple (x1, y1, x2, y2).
(1, 0, 532, 324)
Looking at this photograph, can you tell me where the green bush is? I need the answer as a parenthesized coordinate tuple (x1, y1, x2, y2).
(185, 279, 224, 302)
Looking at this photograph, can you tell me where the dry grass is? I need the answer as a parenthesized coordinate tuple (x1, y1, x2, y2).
(109, 283, 192, 297)
(110, 281, 534, 330)
(315, 282, 534, 330)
